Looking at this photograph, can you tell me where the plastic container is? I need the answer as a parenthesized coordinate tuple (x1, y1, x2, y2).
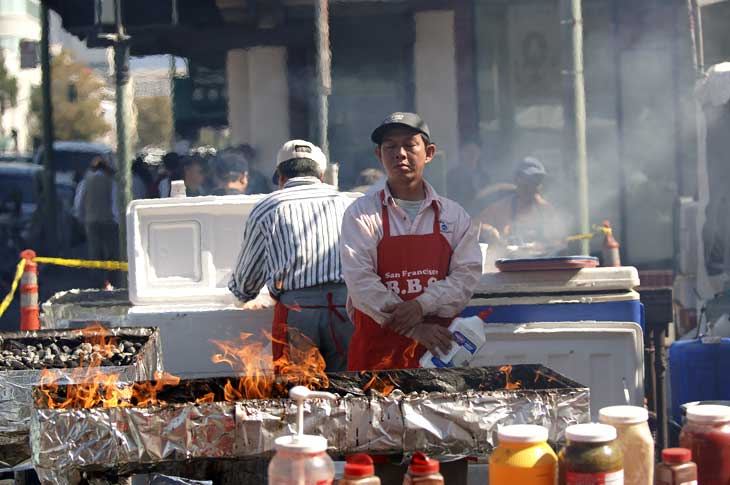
(269, 386, 337, 485)
(558, 423, 623, 485)
(338, 454, 380, 485)
(669, 337, 730, 422)
(402, 452, 443, 485)
(655, 448, 697, 485)
(489, 424, 557, 485)
(598, 406, 653, 485)
(679, 404, 730, 484)
(419, 314, 487, 368)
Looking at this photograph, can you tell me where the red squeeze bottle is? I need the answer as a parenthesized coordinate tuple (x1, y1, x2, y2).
(338, 455, 380, 485)
(403, 453, 444, 485)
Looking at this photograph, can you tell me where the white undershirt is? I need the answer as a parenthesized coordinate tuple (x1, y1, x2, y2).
(394, 197, 423, 222)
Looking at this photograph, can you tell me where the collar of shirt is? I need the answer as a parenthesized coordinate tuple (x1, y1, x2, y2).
(381, 179, 443, 211)
(282, 176, 323, 189)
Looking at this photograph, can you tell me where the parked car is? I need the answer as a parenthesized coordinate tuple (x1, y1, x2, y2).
(33, 141, 114, 183)
(0, 162, 77, 257)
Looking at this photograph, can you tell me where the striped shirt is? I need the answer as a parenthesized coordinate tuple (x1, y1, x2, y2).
(229, 177, 354, 302)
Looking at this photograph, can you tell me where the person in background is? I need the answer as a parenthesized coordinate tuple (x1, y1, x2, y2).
(351, 167, 385, 193)
(73, 157, 119, 285)
(340, 112, 482, 485)
(155, 152, 181, 198)
(229, 140, 355, 372)
(447, 139, 488, 215)
(181, 155, 206, 197)
(211, 151, 249, 195)
(131, 157, 154, 200)
(237, 144, 273, 195)
(476, 157, 558, 247)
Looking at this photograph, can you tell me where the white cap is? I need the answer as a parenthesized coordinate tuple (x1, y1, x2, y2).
(276, 140, 327, 174)
(498, 424, 549, 444)
(599, 405, 649, 425)
(274, 434, 328, 454)
(566, 423, 617, 443)
(686, 404, 730, 424)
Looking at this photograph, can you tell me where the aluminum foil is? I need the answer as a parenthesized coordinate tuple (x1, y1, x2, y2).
(0, 327, 162, 469)
(32, 381, 589, 484)
(41, 289, 131, 328)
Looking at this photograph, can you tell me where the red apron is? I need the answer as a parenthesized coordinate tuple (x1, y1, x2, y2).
(271, 292, 347, 364)
(347, 191, 453, 371)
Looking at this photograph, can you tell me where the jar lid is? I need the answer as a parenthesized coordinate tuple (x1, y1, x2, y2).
(274, 434, 328, 453)
(344, 454, 374, 477)
(686, 404, 730, 424)
(599, 405, 649, 425)
(565, 423, 617, 443)
(498, 424, 549, 444)
(662, 448, 692, 464)
(408, 452, 440, 475)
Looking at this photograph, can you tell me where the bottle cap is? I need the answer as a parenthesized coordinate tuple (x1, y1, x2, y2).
(274, 434, 328, 453)
(344, 454, 374, 477)
(565, 423, 617, 443)
(498, 424, 549, 444)
(686, 404, 730, 424)
(408, 452, 440, 475)
(599, 405, 649, 425)
(662, 448, 692, 464)
(274, 386, 337, 454)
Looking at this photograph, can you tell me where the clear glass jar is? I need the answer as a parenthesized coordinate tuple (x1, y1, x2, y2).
(268, 435, 335, 485)
(558, 423, 623, 485)
(598, 405, 653, 485)
(679, 404, 730, 485)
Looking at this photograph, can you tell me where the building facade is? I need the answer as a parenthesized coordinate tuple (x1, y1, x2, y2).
(0, 0, 40, 154)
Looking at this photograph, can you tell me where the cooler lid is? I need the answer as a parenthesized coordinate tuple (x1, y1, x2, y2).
(126, 194, 264, 305)
(476, 266, 640, 295)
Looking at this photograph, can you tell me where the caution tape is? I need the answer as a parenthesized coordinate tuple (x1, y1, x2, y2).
(564, 225, 612, 244)
(33, 257, 128, 271)
(0, 259, 27, 319)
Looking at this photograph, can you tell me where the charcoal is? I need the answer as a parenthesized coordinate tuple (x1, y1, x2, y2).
(0, 335, 149, 371)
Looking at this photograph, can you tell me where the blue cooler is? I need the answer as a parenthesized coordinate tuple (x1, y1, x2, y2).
(669, 337, 730, 423)
(463, 267, 644, 331)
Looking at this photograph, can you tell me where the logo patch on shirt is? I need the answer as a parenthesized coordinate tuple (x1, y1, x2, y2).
(440, 221, 452, 233)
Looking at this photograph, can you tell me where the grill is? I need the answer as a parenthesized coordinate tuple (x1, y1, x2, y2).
(31, 364, 588, 484)
(0, 327, 162, 469)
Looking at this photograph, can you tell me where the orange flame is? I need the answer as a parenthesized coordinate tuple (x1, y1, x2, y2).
(36, 325, 180, 409)
(195, 392, 216, 404)
(500, 365, 522, 390)
(210, 330, 328, 401)
(362, 372, 397, 397)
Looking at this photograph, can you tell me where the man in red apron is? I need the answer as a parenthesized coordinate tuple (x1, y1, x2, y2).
(340, 114, 482, 483)
(341, 112, 482, 370)
(229, 140, 355, 372)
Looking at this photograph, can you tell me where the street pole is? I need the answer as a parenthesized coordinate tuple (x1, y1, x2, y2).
(114, 0, 132, 260)
(314, 0, 333, 184)
(561, 0, 590, 255)
(40, 1, 57, 253)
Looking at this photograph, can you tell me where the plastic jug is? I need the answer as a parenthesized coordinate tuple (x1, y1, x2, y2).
(268, 386, 337, 485)
(419, 311, 489, 368)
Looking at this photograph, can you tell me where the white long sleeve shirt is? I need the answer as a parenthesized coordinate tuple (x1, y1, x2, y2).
(340, 180, 482, 325)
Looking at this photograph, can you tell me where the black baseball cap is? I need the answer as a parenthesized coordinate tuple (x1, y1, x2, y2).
(371, 112, 431, 144)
